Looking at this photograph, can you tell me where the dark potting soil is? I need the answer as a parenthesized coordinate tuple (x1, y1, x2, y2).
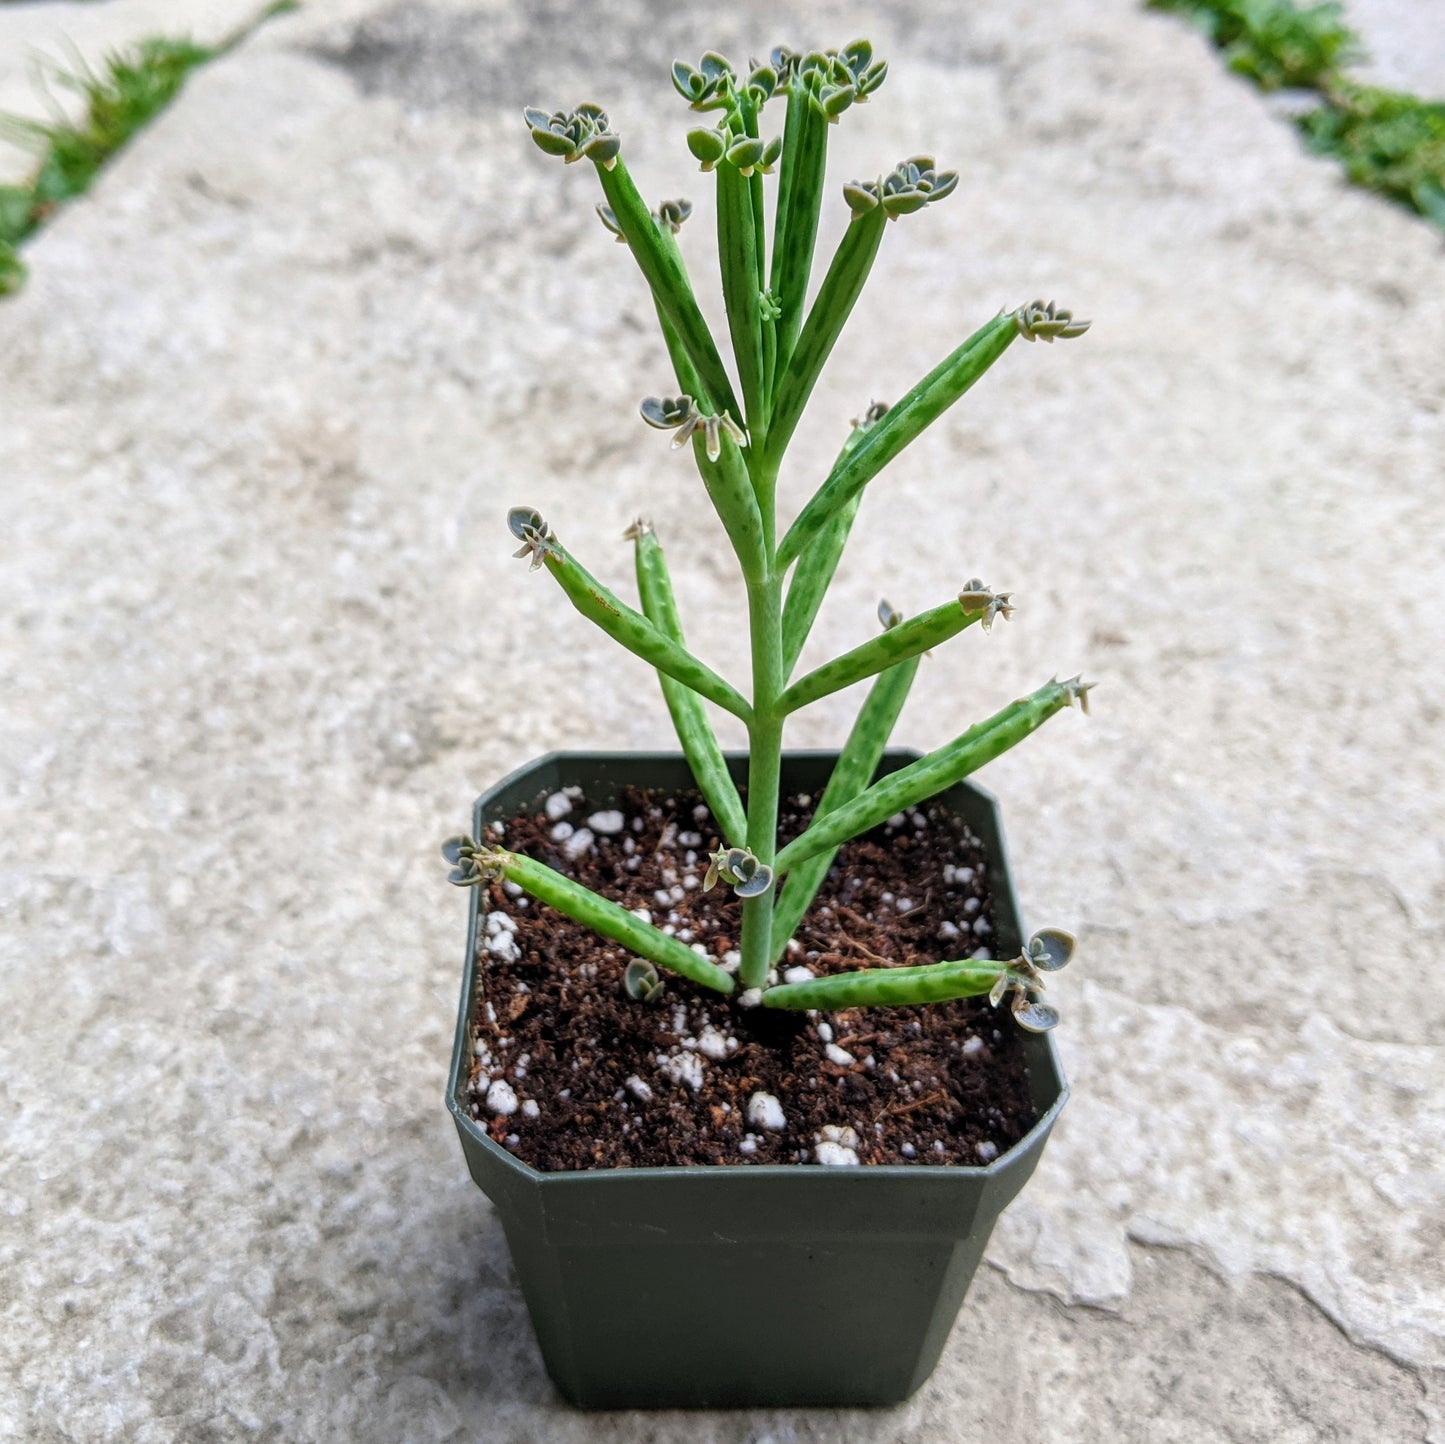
(464, 787, 1040, 1170)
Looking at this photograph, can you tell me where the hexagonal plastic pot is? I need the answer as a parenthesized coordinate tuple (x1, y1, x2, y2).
(447, 750, 1068, 1410)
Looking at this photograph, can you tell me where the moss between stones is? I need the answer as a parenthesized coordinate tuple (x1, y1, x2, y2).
(0, 1, 297, 297)
(1150, 0, 1445, 231)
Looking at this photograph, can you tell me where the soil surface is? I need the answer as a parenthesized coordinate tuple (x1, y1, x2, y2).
(464, 786, 1039, 1170)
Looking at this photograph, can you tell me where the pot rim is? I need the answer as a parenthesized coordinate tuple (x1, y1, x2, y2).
(446, 748, 1069, 1186)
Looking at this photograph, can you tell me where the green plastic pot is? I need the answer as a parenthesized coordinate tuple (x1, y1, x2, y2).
(447, 751, 1068, 1409)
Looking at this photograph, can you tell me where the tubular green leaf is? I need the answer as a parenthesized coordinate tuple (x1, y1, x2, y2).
(499, 851, 735, 994)
(775, 678, 1077, 872)
(769, 655, 918, 960)
(690, 430, 767, 577)
(596, 158, 740, 420)
(633, 530, 748, 845)
(762, 956, 1004, 1010)
(780, 417, 877, 676)
(767, 205, 886, 468)
(769, 84, 829, 377)
(541, 543, 751, 721)
(768, 79, 806, 306)
(653, 226, 706, 399)
(780, 493, 860, 677)
(778, 311, 1018, 568)
(743, 93, 771, 429)
(780, 593, 986, 715)
(716, 158, 766, 434)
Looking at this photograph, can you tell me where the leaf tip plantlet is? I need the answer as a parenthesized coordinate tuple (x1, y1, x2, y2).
(508, 506, 559, 570)
(989, 928, 1076, 1032)
(845, 156, 959, 220)
(704, 843, 774, 899)
(624, 958, 665, 1002)
(640, 394, 746, 461)
(1060, 675, 1096, 714)
(958, 579, 1015, 632)
(1014, 299, 1091, 342)
(524, 103, 621, 168)
(441, 834, 511, 888)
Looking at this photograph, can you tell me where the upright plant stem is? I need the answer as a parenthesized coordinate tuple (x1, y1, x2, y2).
(739, 454, 783, 990)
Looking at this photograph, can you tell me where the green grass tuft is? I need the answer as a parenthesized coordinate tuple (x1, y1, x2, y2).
(1149, 0, 1445, 232)
(1299, 82, 1445, 224)
(1150, 0, 1360, 90)
(0, 2, 297, 296)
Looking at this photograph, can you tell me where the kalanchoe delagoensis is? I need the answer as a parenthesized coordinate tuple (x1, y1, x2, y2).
(451, 40, 1097, 1043)
(600, 198, 692, 240)
(676, 42, 885, 122)
(845, 156, 959, 219)
(654, 198, 692, 232)
(704, 843, 774, 899)
(507, 507, 559, 570)
(1059, 674, 1096, 713)
(1014, 299, 1092, 342)
(686, 127, 727, 170)
(781, 40, 889, 121)
(671, 52, 736, 111)
(988, 929, 1076, 1032)
(639, 394, 747, 462)
(440, 834, 508, 887)
(724, 133, 783, 177)
(624, 958, 665, 1002)
(957, 579, 1015, 633)
(741, 61, 778, 107)
(596, 202, 626, 242)
(524, 103, 621, 167)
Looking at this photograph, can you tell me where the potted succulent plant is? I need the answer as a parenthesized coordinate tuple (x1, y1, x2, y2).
(443, 40, 1093, 1409)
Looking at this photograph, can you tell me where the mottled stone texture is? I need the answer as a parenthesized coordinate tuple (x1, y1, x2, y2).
(1, 1, 1442, 1440)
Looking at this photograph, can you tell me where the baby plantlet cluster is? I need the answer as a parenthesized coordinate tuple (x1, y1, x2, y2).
(446, 42, 1092, 1030)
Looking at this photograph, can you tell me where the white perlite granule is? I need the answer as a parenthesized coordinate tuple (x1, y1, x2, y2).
(747, 1092, 787, 1131)
(483, 911, 520, 962)
(656, 1050, 705, 1090)
(814, 1124, 860, 1166)
(587, 810, 625, 834)
(485, 1079, 519, 1116)
(544, 793, 573, 821)
(696, 1026, 732, 1061)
